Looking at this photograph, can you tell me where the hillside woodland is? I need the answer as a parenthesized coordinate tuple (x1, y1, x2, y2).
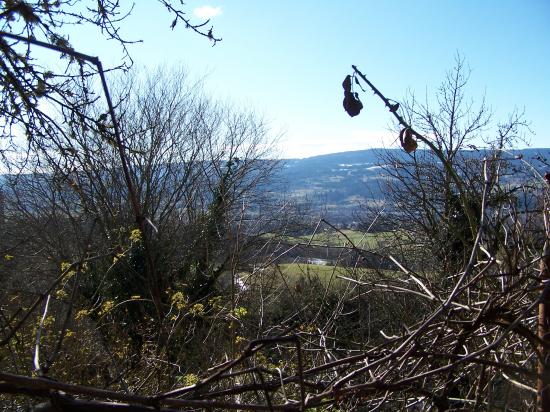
(1, 2, 550, 411)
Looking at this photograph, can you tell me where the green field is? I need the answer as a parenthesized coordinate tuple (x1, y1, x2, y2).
(277, 229, 396, 249)
(256, 230, 403, 287)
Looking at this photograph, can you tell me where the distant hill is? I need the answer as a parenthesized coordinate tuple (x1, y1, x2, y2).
(276, 148, 550, 225)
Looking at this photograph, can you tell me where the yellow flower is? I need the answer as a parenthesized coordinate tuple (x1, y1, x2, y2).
(233, 306, 248, 319)
(60, 261, 72, 271)
(98, 300, 115, 316)
(38, 315, 55, 328)
(189, 303, 205, 316)
(75, 309, 89, 320)
(170, 292, 186, 310)
(60, 261, 76, 278)
(4, 254, 14, 261)
(182, 374, 199, 386)
(55, 289, 68, 299)
(129, 228, 142, 243)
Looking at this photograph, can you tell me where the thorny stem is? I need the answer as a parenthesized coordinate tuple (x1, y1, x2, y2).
(351, 65, 479, 238)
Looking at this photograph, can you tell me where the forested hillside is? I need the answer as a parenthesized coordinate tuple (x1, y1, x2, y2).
(278, 148, 550, 225)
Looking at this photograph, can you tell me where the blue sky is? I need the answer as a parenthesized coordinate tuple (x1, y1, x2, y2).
(73, 1, 549, 158)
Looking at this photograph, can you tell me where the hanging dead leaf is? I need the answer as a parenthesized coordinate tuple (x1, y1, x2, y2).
(343, 92, 363, 117)
(399, 127, 418, 153)
(342, 75, 352, 93)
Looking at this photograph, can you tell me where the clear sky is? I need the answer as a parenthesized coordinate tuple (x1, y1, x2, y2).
(72, 1, 550, 158)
